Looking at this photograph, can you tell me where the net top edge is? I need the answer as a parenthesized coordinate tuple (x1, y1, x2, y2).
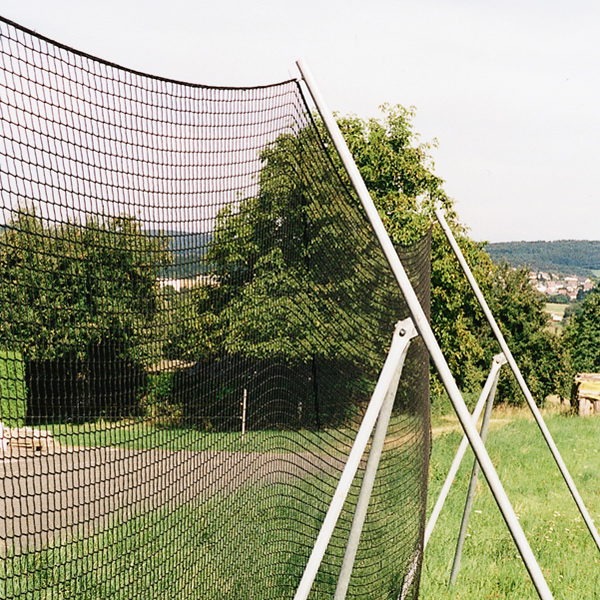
(0, 14, 299, 92)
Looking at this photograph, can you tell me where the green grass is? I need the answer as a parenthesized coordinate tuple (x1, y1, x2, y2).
(421, 409, 600, 599)
(1, 482, 330, 600)
(0, 349, 27, 427)
(45, 419, 355, 455)
(0, 440, 422, 600)
(8, 409, 600, 598)
(545, 302, 568, 317)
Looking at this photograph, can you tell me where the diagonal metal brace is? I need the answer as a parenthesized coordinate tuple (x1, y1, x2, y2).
(424, 353, 507, 548)
(294, 318, 418, 600)
(334, 318, 419, 600)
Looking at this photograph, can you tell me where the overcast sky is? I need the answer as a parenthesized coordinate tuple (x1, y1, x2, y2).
(1, 0, 599, 242)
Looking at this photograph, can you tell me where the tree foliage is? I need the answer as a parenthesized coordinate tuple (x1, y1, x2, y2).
(0, 207, 170, 363)
(200, 127, 401, 370)
(486, 264, 571, 402)
(564, 289, 600, 373)
(333, 105, 570, 402)
(0, 208, 171, 421)
(173, 121, 413, 426)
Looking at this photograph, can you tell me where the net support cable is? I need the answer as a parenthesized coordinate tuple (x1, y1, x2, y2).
(294, 318, 418, 600)
(435, 208, 600, 554)
(423, 352, 507, 548)
(297, 59, 555, 600)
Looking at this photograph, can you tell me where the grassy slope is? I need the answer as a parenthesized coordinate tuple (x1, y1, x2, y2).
(421, 410, 600, 599)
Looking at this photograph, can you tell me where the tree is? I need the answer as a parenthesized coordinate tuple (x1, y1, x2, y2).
(564, 289, 600, 373)
(190, 104, 568, 408)
(332, 105, 569, 402)
(177, 122, 411, 427)
(203, 127, 400, 370)
(486, 264, 571, 403)
(0, 207, 171, 420)
(331, 105, 494, 390)
(335, 104, 452, 244)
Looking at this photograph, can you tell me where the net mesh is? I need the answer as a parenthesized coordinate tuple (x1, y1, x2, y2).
(0, 17, 431, 600)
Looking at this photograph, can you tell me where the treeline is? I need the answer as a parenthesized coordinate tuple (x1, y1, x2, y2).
(486, 240, 600, 278)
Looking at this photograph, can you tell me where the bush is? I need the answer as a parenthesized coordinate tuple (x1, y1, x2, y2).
(25, 342, 147, 424)
(142, 372, 184, 428)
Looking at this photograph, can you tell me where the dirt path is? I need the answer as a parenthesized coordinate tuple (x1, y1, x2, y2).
(0, 446, 347, 557)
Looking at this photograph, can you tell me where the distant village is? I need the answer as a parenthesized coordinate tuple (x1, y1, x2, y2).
(529, 271, 595, 301)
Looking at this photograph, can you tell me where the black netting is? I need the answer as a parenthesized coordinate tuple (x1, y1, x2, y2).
(0, 16, 430, 600)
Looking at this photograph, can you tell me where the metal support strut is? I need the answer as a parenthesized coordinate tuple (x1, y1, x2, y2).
(294, 319, 417, 600)
(435, 208, 600, 555)
(334, 319, 418, 600)
(424, 353, 507, 549)
(450, 353, 503, 585)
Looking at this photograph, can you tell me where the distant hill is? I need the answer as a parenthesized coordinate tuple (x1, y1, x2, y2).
(151, 231, 213, 279)
(486, 240, 600, 278)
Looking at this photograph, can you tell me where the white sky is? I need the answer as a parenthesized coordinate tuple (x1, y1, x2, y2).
(1, 0, 599, 242)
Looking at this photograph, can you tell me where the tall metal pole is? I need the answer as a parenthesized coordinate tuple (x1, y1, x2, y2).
(435, 208, 600, 554)
(424, 353, 506, 549)
(297, 59, 554, 600)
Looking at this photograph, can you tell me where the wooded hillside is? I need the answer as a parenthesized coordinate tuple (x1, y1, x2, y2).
(486, 240, 600, 278)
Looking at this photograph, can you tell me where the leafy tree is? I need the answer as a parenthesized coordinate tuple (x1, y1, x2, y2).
(564, 289, 600, 373)
(188, 104, 568, 407)
(332, 105, 569, 402)
(486, 264, 571, 403)
(177, 123, 409, 427)
(203, 127, 399, 370)
(0, 207, 171, 420)
(0, 208, 170, 362)
(332, 105, 495, 390)
(335, 104, 452, 244)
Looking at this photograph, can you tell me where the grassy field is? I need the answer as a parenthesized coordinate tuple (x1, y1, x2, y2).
(7, 407, 600, 598)
(1, 435, 421, 600)
(421, 407, 600, 599)
(544, 302, 569, 333)
(545, 302, 568, 318)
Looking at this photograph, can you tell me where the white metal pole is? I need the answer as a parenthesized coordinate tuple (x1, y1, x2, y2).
(435, 208, 600, 554)
(424, 353, 506, 548)
(293, 322, 417, 600)
(297, 58, 554, 600)
(334, 319, 417, 600)
(241, 388, 247, 442)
